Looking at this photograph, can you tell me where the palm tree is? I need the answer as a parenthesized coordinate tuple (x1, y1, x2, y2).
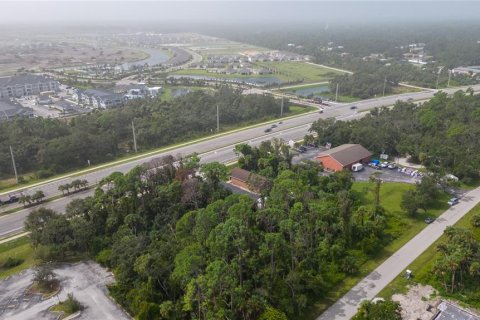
(19, 194, 32, 207)
(58, 185, 66, 196)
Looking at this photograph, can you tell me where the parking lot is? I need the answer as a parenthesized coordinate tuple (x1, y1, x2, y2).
(353, 165, 422, 184)
(0, 262, 130, 320)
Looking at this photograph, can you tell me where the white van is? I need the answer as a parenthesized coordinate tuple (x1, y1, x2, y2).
(351, 163, 364, 172)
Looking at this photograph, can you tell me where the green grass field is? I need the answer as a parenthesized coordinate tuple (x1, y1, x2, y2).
(255, 61, 344, 83)
(378, 203, 480, 307)
(304, 181, 450, 319)
(0, 236, 37, 279)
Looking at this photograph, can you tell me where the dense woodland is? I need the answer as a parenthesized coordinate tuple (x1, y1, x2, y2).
(0, 87, 286, 179)
(25, 139, 399, 319)
(306, 90, 480, 182)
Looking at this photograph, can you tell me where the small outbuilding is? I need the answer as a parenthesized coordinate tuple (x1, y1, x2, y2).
(229, 167, 269, 194)
(316, 144, 372, 172)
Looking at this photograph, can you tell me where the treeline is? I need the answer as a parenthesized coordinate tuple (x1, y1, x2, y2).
(0, 87, 287, 179)
(306, 90, 480, 181)
(25, 140, 394, 319)
(330, 73, 394, 99)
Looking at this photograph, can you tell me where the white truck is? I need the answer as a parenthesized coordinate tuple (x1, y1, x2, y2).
(351, 163, 364, 172)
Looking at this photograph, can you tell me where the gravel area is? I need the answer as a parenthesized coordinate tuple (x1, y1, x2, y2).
(0, 261, 131, 320)
(392, 284, 438, 320)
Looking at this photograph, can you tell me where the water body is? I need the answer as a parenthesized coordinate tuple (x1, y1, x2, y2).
(292, 85, 330, 97)
(120, 49, 170, 70)
(168, 75, 284, 86)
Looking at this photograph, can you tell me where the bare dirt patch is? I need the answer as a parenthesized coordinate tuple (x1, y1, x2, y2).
(392, 284, 439, 320)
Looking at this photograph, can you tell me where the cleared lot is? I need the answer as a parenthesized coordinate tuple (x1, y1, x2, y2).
(0, 261, 130, 320)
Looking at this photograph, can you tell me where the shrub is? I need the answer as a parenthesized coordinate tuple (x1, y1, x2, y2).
(1, 257, 24, 269)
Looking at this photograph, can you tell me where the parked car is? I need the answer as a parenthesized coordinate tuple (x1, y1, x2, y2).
(264, 128, 272, 133)
(388, 163, 397, 169)
(380, 162, 389, 168)
(424, 217, 435, 224)
(447, 197, 459, 206)
(298, 146, 307, 153)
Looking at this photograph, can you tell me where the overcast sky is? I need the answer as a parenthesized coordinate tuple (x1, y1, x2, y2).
(0, 1, 479, 26)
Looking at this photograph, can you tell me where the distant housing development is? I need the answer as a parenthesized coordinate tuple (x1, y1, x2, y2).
(452, 66, 480, 77)
(0, 74, 59, 99)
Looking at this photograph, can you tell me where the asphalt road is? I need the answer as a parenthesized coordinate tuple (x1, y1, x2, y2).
(317, 186, 480, 320)
(1, 84, 480, 237)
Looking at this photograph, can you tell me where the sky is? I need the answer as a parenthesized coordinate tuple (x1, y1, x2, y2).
(0, 1, 479, 26)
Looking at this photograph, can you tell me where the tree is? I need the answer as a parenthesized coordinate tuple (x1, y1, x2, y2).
(471, 214, 480, 228)
(25, 208, 58, 246)
(353, 299, 402, 320)
(258, 307, 288, 320)
(19, 194, 32, 207)
(200, 162, 229, 188)
(401, 189, 421, 216)
(31, 190, 45, 204)
(33, 264, 57, 292)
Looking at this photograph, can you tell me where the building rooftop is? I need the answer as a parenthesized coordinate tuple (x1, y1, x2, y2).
(0, 74, 55, 87)
(0, 99, 33, 120)
(434, 301, 480, 320)
(317, 144, 372, 166)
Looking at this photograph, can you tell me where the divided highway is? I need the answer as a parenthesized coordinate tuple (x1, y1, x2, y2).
(1, 84, 480, 239)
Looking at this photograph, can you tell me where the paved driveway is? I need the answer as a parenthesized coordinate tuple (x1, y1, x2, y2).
(316, 186, 480, 320)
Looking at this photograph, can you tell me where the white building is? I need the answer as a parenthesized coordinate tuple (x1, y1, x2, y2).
(0, 74, 59, 99)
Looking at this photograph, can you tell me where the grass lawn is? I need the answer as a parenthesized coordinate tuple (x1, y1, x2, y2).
(378, 203, 480, 308)
(254, 61, 344, 83)
(171, 68, 262, 79)
(0, 236, 37, 279)
(303, 181, 450, 319)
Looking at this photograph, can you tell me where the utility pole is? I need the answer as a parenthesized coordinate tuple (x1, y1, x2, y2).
(335, 83, 339, 102)
(280, 97, 284, 118)
(382, 77, 387, 97)
(9, 146, 18, 184)
(216, 104, 220, 132)
(436, 66, 444, 89)
(132, 121, 137, 153)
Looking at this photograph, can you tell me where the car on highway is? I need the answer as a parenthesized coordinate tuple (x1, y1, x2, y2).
(264, 128, 272, 133)
(271, 124, 277, 128)
(447, 197, 459, 206)
(424, 217, 435, 224)
(350, 105, 357, 110)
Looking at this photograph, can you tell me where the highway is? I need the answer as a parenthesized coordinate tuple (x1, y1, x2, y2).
(1, 84, 480, 238)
